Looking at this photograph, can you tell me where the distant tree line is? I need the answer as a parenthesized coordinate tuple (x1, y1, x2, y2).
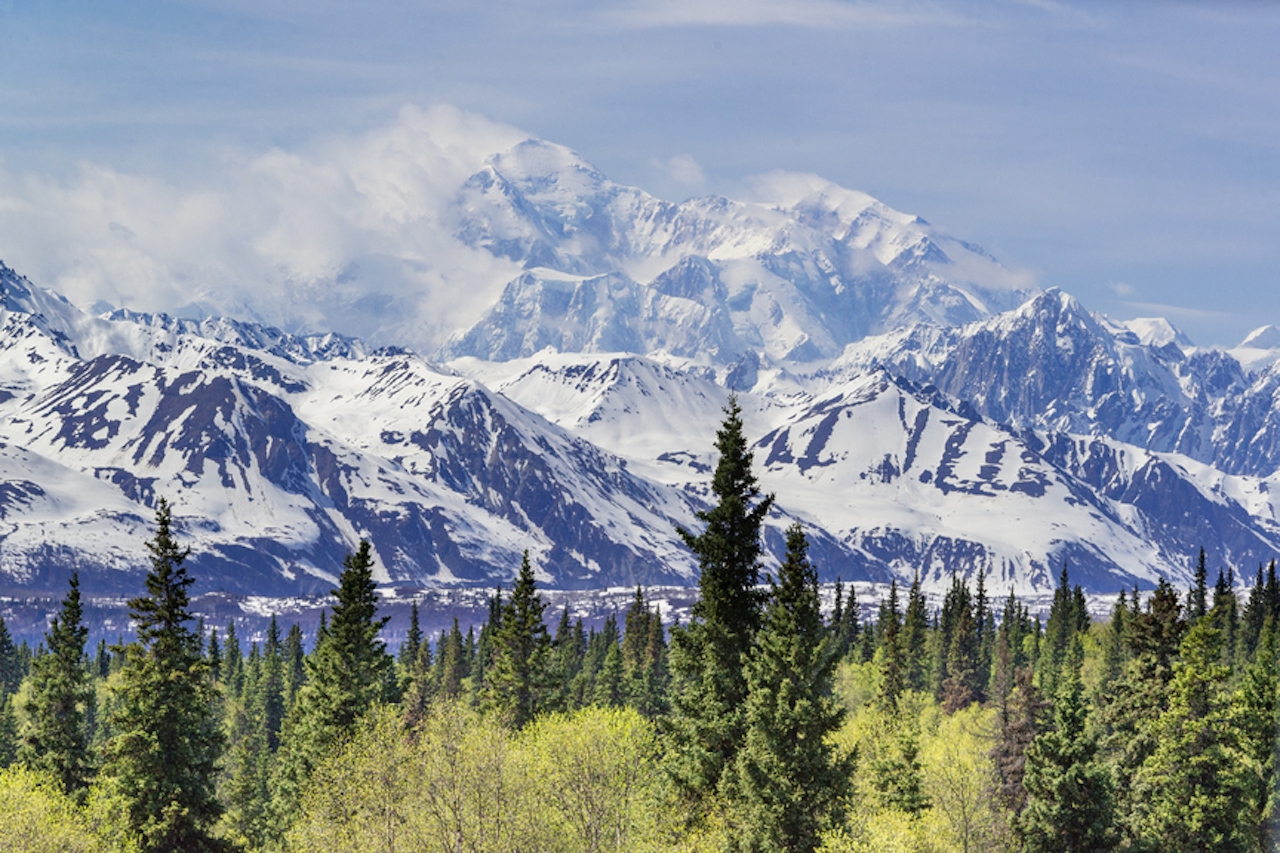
(1, 400, 1278, 852)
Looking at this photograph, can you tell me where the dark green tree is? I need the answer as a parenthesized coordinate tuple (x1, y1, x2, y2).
(484, 550, 551, 728)
(102, 498, 225, 853)
(1098, 578, 1184, 837)
(436, 618, 467, 702)
(878, 580, 904, 710)
(666, 396, 774, 806)
(20, 572, 93, 795)
(1129, 619, 1252, 852)
(274, 540, 392, 822)
(901, 571, 930, 692)
(1018, 666, 1117, 853)
(1189, 548, 1209, 621)
(728, 523, 851, 853)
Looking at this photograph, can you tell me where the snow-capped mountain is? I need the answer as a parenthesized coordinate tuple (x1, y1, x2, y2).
(820, 289, 1280, 478)
(3, 130, 1280, 598)
(441, 140, 1034, 365)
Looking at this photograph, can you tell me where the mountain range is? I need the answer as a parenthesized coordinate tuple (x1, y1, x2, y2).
(2, 133, 1279, 598)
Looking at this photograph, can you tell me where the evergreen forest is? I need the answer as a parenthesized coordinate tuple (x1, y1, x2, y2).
(1, 400, 1278, 853)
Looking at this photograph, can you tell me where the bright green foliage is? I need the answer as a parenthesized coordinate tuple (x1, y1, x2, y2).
(729, 524, 852, 853)
(289, 702, 524, 853)
(485, 551, 552, 728)
(276, 540, 393, 818)
(1018, 667, 1116, 853)
(921, 705, 1001, 853)
(667, 396, 774, 807)
(521, 706, 662, 853)
(102, 498, 225, 853)
(20, 572, 93, 795)
(1130, 619, 1253, 852)
(0, 765, 122, 853)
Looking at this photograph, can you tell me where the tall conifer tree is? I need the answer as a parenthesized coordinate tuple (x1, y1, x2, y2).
(274, 540, 392, 825)
(21, 572, 93, 795)
(484, 550, 551, 728)
(103, 499, 224, 852)
(729, 524, 851, 853)
(667, 396, 774, 806)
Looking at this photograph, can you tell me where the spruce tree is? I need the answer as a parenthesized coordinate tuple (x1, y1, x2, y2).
(436, 618, 467, 701)
(1130, 619, 1251, 852)
(729, 523, 851, 853)
(0, 614, 23, 695)
(484, 550, 551, 728)
(1018, 665, 1116, 853)
(901, 571, 930, 692)
(20, 572, 93, 795)
(103, 498, 224, 853)
(275, 540, 392, 821)
(878, 580, 905, 710)
(667, 396, 774, 805)
(1189, 547, 1209, 621)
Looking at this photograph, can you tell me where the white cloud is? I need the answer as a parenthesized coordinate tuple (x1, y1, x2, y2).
(654, 153, 707, 186)
(1107, 280, 1137, 297)
(0, 105, 529, 352)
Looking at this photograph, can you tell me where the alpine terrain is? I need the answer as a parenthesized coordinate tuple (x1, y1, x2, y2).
(2, 132, 1279, 598)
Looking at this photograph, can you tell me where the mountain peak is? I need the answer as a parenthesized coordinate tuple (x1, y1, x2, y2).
(1239, 325, 1280, 350)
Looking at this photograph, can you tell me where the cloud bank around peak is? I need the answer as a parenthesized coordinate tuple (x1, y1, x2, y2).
(0, 105, 530, 352)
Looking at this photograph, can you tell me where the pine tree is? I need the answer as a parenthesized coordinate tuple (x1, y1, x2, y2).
(1130, 619, 1252, 852)
(223, 619, 243, 697)
(1018, 666, 1116, 853)
(275, 540, 392, 822)
(436, 618, 467, 701)
(729, 523, 851, 853)
(992, 668, 1046, 819)
(282, 622, 305, 707)
(666, 396, 774, 806)
(399, 601, 422, 671)
(901, 570, 930, 692)
(1099, 578, 1184, 839)
(872, 720, 929, 816)
(878, 580, 904, 710)
(941, 585, 980, 713)
(0, 614, 20, 696)
(260, 617, 285, 751)
(102, 499, 224, 852)
(1232, 625, 1279, 851)
(220, 645, 273, 849)
(403, 632, 436, 727)
(1189, 547, 1209, 621)
(20, 572, 93, 795)
(484, 550, 551, 728)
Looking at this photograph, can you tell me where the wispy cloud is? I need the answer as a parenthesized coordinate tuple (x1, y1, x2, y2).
(1121, 301, 1237, 323)
(0, 105, 530, 351)
(599, 0, 967, 30)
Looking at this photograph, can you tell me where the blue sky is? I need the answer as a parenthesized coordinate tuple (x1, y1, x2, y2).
(1, 0, 1278, 346)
